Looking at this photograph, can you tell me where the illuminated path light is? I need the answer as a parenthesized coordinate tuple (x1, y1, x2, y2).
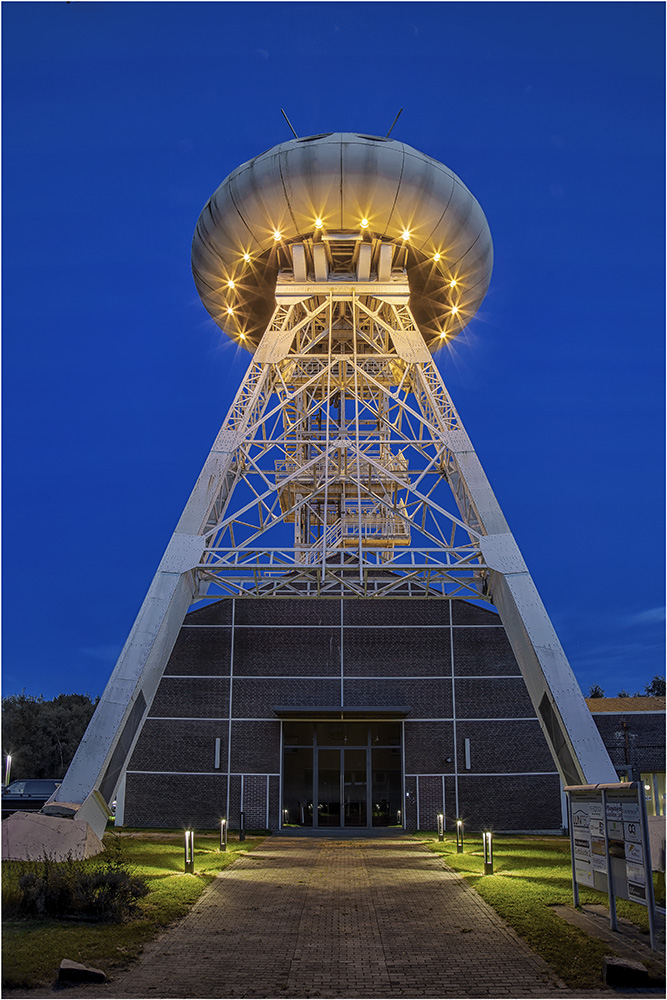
(41, 131, 615, 848)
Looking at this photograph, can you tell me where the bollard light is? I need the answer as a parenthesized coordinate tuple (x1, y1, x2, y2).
(184, 829, 195, 873)
(220, 818, 227, 852)
(456, 818, 464, 853)
(437, 813, 444, 842)
(239, 810, 246, 842)
(483, 831, 493, 874)
(283, 807, 289, 825)
(4, 754, 12, 787)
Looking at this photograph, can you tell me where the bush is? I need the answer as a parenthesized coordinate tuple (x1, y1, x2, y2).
(9, 837, 148, 923)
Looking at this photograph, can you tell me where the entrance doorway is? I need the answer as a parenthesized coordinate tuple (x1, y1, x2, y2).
(282, 721, 403, 830)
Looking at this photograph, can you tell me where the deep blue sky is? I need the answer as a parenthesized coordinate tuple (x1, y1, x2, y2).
(3, 2, 664, 701)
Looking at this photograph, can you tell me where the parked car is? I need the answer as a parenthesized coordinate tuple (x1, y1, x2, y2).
(2, 779, 60, 819)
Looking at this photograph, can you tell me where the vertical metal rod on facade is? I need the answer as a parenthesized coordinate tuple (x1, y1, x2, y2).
(638, 782, 657, 950)
(601, 789, 618, 931)
(567, 792, 579, 908)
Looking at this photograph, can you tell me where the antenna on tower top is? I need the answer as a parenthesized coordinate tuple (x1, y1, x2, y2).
(386, 108, 403, 138)
(281, 109, 298, 138)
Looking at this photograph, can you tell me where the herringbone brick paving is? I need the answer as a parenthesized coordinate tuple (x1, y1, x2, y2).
(10, 837, 626, 999)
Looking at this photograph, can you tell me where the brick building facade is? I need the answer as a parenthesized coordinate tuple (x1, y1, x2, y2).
(586, 697, 666, 817)
(121, 596, 564, 833)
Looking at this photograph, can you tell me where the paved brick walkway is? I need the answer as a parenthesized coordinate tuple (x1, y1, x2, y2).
(12, 837, 624, 999)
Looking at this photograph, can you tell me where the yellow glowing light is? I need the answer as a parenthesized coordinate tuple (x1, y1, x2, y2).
(273, 230, 281, 241)
(451, 306, 459, 315)
(227, 280, 235, 289)
(440, 331, 447, 339)
(401, 230, 410, 241)
(433, 253, 441, 262)
(450, 279, 457, 287)
(226, 307, 234, 315)
(315, 218, 323, 229)
(239, 332, 246, 340)
(360, 218, 369, 229)
(243, 253, 251, 262)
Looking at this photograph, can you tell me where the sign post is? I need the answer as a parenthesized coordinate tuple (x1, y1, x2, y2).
(565, 781, 657, 951)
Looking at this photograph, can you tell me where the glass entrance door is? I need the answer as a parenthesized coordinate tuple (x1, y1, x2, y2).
(282, 721, 403, 829)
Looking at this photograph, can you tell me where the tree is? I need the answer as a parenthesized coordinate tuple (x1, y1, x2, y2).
(644, 675, 666, 697)
(587, 684, 605, 698)
(617, 690, 631, 698)
(2, 693, 99, 779)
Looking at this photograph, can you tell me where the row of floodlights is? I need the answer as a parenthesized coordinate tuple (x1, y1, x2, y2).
(182, 814, 493, 875)
(437, 815, 494, 874)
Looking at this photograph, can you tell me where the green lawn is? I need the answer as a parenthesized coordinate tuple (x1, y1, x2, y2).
(2, 830, 262, 989)
(417, 832, 663, 990)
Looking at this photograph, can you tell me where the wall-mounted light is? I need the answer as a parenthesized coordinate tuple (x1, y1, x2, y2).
(273, 230, 281, 241)
(360, 218, 369, 229)
(220, 818, 227, 853)
(184, 830, 195, 874)
(401, 230, 410, 241)
(315, 218, 323, 229)
(456, 818, 464, 854)
(483, 831, 493, 874)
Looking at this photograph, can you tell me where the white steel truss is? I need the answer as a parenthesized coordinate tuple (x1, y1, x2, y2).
(56, 253, 616, 829)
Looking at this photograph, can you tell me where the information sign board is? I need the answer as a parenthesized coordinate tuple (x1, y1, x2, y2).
(565, 781, 657, 950)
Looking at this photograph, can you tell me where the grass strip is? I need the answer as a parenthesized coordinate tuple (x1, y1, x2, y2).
(418, 833, 660, 990)
(2, 830, 262, 989)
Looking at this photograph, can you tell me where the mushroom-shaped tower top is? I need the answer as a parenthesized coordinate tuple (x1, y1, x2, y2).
(192, 132, 493, 352)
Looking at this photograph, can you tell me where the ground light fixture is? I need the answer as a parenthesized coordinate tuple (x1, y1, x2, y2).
(437, 813, 444, 842)
(220, 818, 227, 852)
(456, 819, 464, 853)
(483, 831, 493, 874)
(184, 830, 195, 874)
(4, 754, 11, 786)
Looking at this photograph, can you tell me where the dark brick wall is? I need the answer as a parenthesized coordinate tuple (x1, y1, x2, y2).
(165, 628, 231, 675)
(149, 678, 229, 719)
(455, 719, 555, 774)
(454, 678, 535, 719)
(344, 600, 450, 626)
(232, 678, 341, 717)
(233, 627, 340, 676)
(230, 721, 280, 773)
(344, 628, 450, 676)
(124, 773, 227, 829)
(130, 719, 228, 773)
(418, 775, 446, 829)
(591, 712, 665, 776)
(452, 627, 520, 676)
(404, 721, 455, 774)
(451, 602, 500, 625)
(125, 596, 567, 832)
(457, 774, 562, 831)
(234, 599, 339, 626)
